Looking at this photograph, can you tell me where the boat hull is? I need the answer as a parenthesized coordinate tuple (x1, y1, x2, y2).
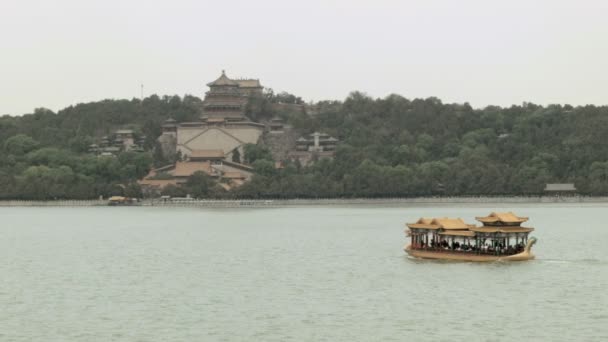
(404, 245, 535, 262)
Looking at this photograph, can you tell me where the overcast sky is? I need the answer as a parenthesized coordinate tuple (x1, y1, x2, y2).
(1, 0, 607, 115)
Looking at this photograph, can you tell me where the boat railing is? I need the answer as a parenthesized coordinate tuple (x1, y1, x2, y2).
(411, 245, 524, 256)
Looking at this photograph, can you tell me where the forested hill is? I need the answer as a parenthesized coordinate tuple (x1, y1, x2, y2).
(2, 92, 608, 199)
(254, 93, 608, 197)
(0, 95, 202, 199)
(0, 95, 203, 151)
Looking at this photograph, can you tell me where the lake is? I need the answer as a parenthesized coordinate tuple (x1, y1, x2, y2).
(1, 204, 607, 341)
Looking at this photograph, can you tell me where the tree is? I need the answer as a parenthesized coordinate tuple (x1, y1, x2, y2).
(124, 182, 143, 198)
(161, 184, 188, 198)
(4, 134, 39, 155)
(232, 148, 241, 163)
(252, 159, 276, 177)
(68, 135, 94, 153)
(243, 144, 273, 164)
(185, 171, 216, 198)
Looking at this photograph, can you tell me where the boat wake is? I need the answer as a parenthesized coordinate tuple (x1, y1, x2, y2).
(538, 258, 606, 265)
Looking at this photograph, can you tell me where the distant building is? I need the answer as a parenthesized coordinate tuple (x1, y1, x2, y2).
(89, 129, 145, 155)
(268, 117, 286, 133)
(114, 129, 135, 149)
(544, 183, 577, 195)
(157, 71, 266, 163)
(202, 70, 263, 120)
(174, 117, 265, 161)
(295, 132, 338, 152)
(288, 132, 339, 166)
(139, 149, 254, 195)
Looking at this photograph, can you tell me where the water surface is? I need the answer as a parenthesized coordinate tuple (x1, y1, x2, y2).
(1, 204, 607, 341)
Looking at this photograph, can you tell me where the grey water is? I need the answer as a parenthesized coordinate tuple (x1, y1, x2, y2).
(1, 204, 607, 342)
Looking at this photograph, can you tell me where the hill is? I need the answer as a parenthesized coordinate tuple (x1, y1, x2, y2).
(2, 92, 608, 199)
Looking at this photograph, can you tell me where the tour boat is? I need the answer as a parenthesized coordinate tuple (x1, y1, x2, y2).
(404, 212, 537, 262)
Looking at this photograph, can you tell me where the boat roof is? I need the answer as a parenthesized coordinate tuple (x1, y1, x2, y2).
(475, 212, 528, 224)
(469, 226, 534, 233)
(407, 217, 474, 230)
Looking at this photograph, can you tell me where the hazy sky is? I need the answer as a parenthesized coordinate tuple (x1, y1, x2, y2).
(1, 0, 607, 115)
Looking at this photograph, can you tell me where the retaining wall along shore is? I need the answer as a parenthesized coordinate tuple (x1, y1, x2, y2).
(1, 196, 608, 207)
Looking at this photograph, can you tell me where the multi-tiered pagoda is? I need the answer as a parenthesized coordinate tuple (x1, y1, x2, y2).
(202, 70, 263, 120)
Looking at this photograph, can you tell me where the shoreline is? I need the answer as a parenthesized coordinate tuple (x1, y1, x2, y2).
(1, 196, 608, 207)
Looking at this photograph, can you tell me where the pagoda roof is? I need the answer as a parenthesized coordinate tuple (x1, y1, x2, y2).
(406, 217, 439, 229)
(173, 161, 213, 177)
(433, 218, 473, 230)
(236, 79, 262, 88)
(469, 226, 534, 233)
(207, 70, 238, 87)
(476, 212, 528, 224)
(406, 217, 473, 230)
(222, 160, 254, 171)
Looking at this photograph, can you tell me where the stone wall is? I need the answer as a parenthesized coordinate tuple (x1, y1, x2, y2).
(261, 126, 299, 161)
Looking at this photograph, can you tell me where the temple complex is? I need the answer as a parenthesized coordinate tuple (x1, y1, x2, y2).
(146, 71, 265, 194)
(157, 71, 266, 162)
(148, 71, 341, 195)
(139, 148, 253, 194)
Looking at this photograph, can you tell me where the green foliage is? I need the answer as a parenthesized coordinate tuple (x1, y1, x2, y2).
(161, 184, 188, 198)
(4, 134, 39, 155)
(252, 159, 276, 177)
(231, 148, 241, 163)
(3, 92, 608, 199)
(0, 94, 200, 199)
(184, 171, 222, 198)
(234, 95, 608, 198)
(124, 182, 143, 199)
(243, 144, 273, 164)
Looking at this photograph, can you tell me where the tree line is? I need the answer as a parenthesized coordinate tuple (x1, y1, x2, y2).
(2, 92, 608, 199)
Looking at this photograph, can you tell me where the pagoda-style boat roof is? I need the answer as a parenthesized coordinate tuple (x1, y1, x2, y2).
(475, 212, 528, 224)
(407, 217, 474, 230)
(404, 212, 537, 262)
(469, 226, 534, 233)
